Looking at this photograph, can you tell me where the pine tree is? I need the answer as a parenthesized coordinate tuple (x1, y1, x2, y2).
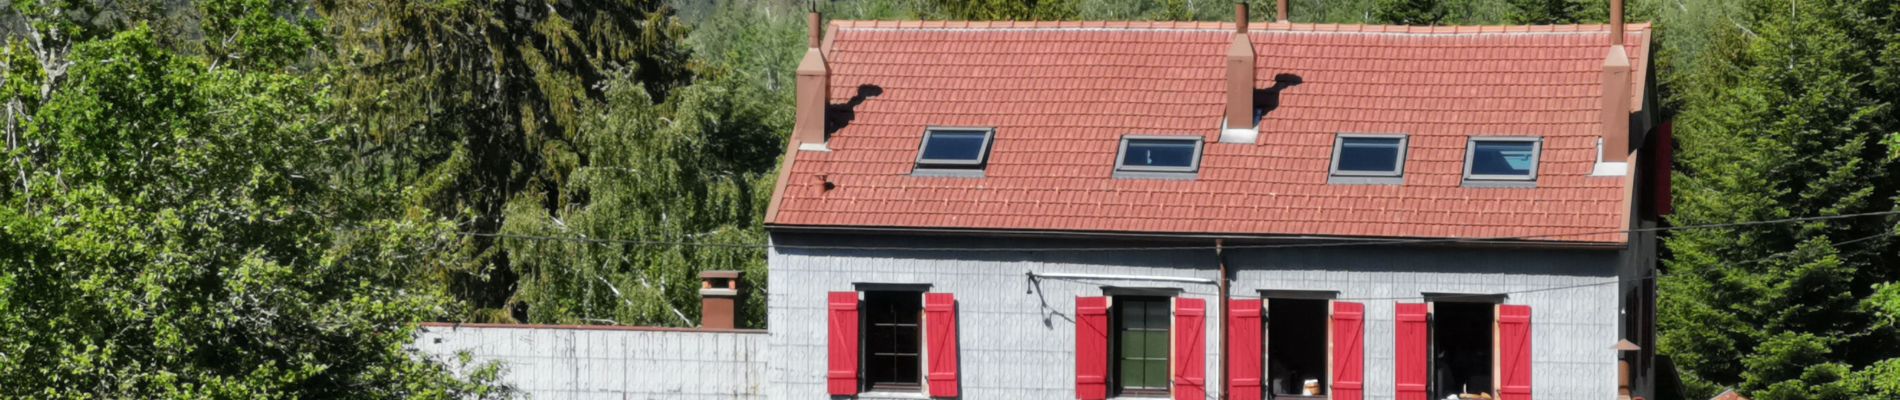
(1659, 0, 1900, 398)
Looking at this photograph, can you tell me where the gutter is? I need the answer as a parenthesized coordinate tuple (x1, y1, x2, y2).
(764, 224, 1629, 251)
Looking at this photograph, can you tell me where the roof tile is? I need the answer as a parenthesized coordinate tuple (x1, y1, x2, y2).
(774, 22, 1653, 243)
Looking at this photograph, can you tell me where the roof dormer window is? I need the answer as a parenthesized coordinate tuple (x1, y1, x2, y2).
(1329, 134, 1407, 185)
(913, 127, 994, 177)
(1463, 137, 1542, 187)
(1115, 135, 1202, 179)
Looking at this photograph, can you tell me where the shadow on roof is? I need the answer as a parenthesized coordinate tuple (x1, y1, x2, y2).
(826, 84, 883, 136)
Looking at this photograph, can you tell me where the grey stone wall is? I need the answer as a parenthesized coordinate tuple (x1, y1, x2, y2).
(769, 232, 1622, 400)
(414, 324, 767, 400)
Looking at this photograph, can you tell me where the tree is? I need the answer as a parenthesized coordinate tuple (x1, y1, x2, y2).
(1507, 0, 1587, 24)
(1374, 0, 1450, 25)
(0, 0, 506, 397)
(1658, 0, 1900, 398)
(314, 0, 695, 322)
(500, 71, 781, 327)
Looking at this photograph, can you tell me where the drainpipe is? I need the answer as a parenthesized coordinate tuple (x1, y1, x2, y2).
(1217, 239, 1230, 400)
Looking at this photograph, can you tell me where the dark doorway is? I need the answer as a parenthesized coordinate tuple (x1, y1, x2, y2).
(1267, 298, 1328, 397)
(1433, 302, 1495, 398)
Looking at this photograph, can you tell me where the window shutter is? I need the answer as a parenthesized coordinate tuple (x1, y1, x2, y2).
(925, 293, 960, 398)
(1650, 121, 1674, 218)
(1228, 299, 1264, 400)
(1498, 305, 1533, 400)
(1395, 303, 1430, 400)
(1173, 298, 1207, 400)
(1075, 297, 1111, 400)
(827, 292, 860, 396)
(1331, 301, 1366, 400)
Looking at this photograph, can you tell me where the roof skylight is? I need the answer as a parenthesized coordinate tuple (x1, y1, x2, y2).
(1329, 134, 1407, 184)
(1464, 137, 1541, 185)
(1115, 136, 1203, 179)
(913, 127, 994, 176)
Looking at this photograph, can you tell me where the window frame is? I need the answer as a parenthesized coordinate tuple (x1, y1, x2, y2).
(1263, 296, 1335, 399)
(1114, 135, 1204, 179)
(1110, 295, 1174, 397)
(912, 127, 996, 176)
(1462, 137, 1543, 186)
(859, 290, 926, 393)
(1328, 133, 1409, 185)
(1426, 301, 1500, 400)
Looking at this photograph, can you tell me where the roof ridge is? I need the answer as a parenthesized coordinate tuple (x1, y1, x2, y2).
(828, 20, 1654, 34)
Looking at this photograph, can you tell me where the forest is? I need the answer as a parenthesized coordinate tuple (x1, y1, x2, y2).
(0, 0, 1895, 398)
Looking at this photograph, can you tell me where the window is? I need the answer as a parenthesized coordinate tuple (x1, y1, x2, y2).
(1116, 136, 1203, 179)
(1267, 298, 1330, 398)
(1464, 138, 1541, 183)
(1114, 296, 1171, 396)
(1329, 134, 1407, 184)
(863, 291, 923, 392)
(1431, 302, 1495, 399)
(914, 128, 994, 176)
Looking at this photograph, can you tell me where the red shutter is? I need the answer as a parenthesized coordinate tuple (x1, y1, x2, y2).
(1228, 299, 1264, 400)
(1331, 301, 1366, 400)
(1076, 297, 1111, 400)
(1173, 298, 1207, 400)
(827, 292, 860, 396)
(1498, 305, 1534, 400)
(1651, 121, 1674, 217)
(925, 293, 960, 398)
(1395, 303, 1430, 400)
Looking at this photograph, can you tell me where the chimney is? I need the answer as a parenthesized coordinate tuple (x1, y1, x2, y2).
(699, 271, 743, 329)
(1277, 0, 1289, 22)
(794, 12, 830, 148)
(1224, 3, 1256, 133)
(1599, 0, 1631, 168)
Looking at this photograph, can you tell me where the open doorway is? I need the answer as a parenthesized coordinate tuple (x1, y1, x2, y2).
(1267, 298, 1328, 398)
(1433, 302, 1495, 398)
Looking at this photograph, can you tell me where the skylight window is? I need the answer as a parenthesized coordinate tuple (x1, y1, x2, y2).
(1329, 134, 1407, 184)
(913, 127, 994, 176)
(1115, 136, 1203, 178)
(1464, 137, 1541, 185)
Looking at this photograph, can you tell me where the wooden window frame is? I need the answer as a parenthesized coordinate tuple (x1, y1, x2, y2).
(1425, 301, 1503, 399)
(1111, 295, 1173, 398)
(1266, 296, 1334, 400)
(860, 290, 925, 393)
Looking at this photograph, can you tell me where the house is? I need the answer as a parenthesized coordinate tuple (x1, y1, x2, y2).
(763, 1, 1669, 399)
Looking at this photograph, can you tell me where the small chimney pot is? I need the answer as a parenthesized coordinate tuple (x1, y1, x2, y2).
(698, 271, 744, 330)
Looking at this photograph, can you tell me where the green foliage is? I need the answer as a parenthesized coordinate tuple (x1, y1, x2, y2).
(1374, 0, 1451, 25)
(1506, 0, 1588, 24)
(315, 0, 695, 322)
(1658, 0, 1900, 398)
(936, 0, 1080, 20)
(502, 72, 781, 327)
(0, 18, 507, 398)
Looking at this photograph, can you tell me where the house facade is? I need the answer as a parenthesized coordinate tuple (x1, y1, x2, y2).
(763, 2, 1668, 400)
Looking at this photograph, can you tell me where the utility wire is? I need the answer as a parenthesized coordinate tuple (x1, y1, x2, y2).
(450, 209, 1900, 253)
(1027, 230, 1895, 302)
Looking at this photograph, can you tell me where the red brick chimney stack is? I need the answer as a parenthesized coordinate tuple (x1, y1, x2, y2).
(699, 271, 743, 329)
(1225, 3, 1256, 132)
(1277, 0, 1289, 22)
(1600, 0, 1631, 165)
(794, 12, 830, 148)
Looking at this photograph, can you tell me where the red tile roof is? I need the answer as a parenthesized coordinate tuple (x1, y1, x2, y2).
(767, 21, 1653, 244)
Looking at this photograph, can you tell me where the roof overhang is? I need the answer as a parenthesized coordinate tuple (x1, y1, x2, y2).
(766, 223, 1629, 251)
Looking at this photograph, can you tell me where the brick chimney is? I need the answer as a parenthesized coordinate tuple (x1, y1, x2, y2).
(794, 12, 830, 149)
(699, 271, 743, 329)
(1220, 3, 1257, 144)
(1598, 0, 1631, 173)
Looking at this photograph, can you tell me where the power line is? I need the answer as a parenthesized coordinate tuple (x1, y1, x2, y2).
(450, 209, 1900, 253)
(1027, 230, 1895, 302)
